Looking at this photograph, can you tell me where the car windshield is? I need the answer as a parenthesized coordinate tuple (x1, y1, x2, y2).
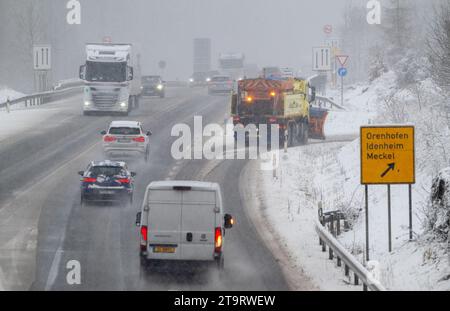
(142, 76, 161, 83)
(109, 127, 141, 135)
(212, 77, 230, 82)
(88, 166, 127, 177)
(86, 61, 126, 82)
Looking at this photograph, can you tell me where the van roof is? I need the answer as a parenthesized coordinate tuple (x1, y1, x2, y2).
(147, 180, 220, 192)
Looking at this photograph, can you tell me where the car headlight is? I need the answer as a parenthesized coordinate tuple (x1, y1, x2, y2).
(189, 78, 194, 83)
(84, 101, 91, 106)
(120, 102, 127, 107)
(157, 84, 164, 90)
(206, 78, 211, 82)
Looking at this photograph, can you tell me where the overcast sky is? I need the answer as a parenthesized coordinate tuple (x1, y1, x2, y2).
(75, 0, 348, 79)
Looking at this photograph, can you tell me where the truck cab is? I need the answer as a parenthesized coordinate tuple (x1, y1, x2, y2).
(79, 44, 142, 116)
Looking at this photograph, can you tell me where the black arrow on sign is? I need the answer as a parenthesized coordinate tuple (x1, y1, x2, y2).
(381, 163, 396, 178)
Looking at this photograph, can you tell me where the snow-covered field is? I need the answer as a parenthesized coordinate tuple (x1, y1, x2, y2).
(256, 73, 450, 291)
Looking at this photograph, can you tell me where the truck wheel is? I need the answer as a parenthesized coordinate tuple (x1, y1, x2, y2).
(135, 96, 140, 109)
(128, 96, 133, 112)
(288, 124, 295, 147)
(301, 123, 309, 145)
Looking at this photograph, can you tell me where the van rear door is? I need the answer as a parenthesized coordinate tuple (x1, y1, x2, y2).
(147, 189, 182, 260)
(180, 190, 217, 261)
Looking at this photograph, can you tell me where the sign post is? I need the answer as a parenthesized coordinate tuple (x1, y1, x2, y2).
(336, 55, 349, 107)
(338, 67, 347, 106)
(360, 126, 416, 258)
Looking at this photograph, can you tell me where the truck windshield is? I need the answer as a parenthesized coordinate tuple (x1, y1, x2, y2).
(86, 61, 126, 82)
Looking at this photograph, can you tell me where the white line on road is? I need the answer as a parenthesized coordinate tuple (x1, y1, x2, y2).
(44, 249, 63, 291)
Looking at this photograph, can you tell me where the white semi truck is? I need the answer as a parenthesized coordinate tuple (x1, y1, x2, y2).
(219, 53, 245, 81)
(79, 43, 142, 116)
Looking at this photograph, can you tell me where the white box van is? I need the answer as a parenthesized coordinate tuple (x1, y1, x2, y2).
(136, 181, 234, 270)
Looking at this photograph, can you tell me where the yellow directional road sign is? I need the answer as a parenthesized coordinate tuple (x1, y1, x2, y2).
(360, 126, 415, 185)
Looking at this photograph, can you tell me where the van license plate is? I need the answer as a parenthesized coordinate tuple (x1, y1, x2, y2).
(154, 246, 176, 253)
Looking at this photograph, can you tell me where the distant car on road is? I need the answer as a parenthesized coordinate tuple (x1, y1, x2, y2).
(207, 75, 234, 95)
(141, 75, 165, 98)
(189, 72, 209, 87)
(79, 160, 136, 206)
(101, 121, 152, 162)
(136, 180, 234, 271)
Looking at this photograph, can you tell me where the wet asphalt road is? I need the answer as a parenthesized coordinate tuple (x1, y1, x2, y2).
(0, 87, 290, 291)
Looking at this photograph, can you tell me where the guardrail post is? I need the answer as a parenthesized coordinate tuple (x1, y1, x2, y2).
(6, 97, 10, 113)
(329, 247, 334, 260)
(337, 215, 341, 236)
(337, 256, 342, 267)
(363, 284, 368, 291)
(345, 265, 349, 276)
(322, 241, 326, 252)
(329, 214, 335, 236)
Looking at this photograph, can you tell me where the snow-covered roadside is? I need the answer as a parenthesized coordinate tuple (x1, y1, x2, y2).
(0, 108, 70, 143)
(0, 86, 25, 104)
(255, 72, 450, 290)
(0, 86, 81, 143)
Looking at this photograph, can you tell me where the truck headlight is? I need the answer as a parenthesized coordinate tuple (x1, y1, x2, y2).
(157, 84, 164, 90)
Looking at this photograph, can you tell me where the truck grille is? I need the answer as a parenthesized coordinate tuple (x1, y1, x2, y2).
(92, 93, 119, 108)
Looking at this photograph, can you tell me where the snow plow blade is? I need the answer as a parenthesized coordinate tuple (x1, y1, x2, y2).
(309, 107, 328, 140)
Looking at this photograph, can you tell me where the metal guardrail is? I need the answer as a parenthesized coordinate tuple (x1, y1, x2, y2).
(315, 219, 386, 291)
(0, 85, 83, 110)
(316, 95, 346, 111)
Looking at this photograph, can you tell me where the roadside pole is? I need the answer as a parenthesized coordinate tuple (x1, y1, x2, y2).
(409, 184, 413, 240)
(388, 184, 392, 252)
(365, 185, 370, 261)
(6, 97, 10, 113)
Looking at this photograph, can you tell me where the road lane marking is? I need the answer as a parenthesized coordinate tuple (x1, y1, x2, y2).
(45, 248, 63, 291)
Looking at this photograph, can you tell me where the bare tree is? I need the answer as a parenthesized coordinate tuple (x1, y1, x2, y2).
(12, 1, 47, 74)
(426, 1, 450, 92)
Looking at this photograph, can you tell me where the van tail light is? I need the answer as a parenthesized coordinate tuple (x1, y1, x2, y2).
(132, 136, 146, 143)
(214, 227, 223, 253)
(83, 177, 97, 183)
(140, 226, 148, 251)
(104, 135, 116, 142)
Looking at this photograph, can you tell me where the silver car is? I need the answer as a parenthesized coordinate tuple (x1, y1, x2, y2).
(101, 121, 152, 161)
(207, 75, 234, 95)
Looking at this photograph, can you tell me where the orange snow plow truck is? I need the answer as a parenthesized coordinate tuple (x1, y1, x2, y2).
(230, 78, 328, 146)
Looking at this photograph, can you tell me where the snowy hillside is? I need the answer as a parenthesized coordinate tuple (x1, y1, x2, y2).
(258, 71, 450, 290)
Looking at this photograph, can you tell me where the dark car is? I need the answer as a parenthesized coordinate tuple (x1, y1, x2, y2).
(141, 75, 165, 98)
(79, 160, 136, 206)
